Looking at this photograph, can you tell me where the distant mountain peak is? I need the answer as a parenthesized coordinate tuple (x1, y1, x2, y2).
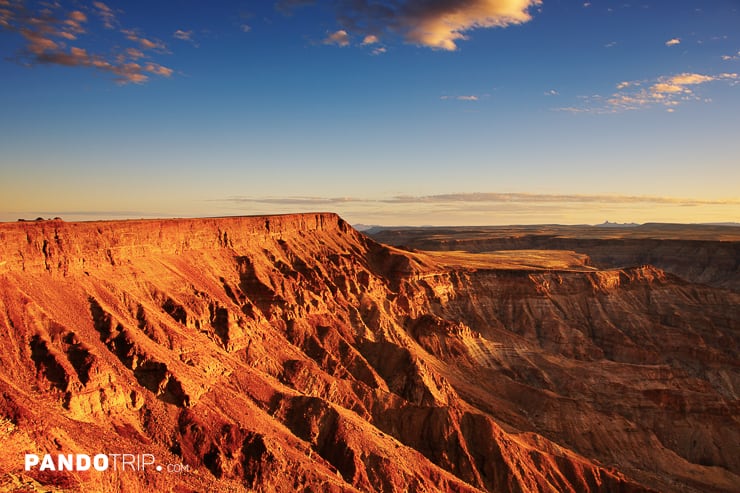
(597, 220, 640, 228)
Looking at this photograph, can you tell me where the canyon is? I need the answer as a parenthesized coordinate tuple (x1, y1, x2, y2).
(0, 214, 737, 492)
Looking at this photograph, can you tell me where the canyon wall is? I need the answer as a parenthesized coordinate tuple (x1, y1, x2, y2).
(0, 215, 737, 492)
(369, 227, 740, 292)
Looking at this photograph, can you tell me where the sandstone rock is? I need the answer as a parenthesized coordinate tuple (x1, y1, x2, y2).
(0, 214, 737, 492)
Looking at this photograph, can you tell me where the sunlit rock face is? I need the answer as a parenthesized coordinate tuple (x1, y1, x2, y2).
(0, 214, 737, 492)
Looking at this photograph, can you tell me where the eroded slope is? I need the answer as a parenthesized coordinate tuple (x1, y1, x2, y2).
(0, 215, 737, 492)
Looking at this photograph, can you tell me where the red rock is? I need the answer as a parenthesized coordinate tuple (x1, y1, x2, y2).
(0, 214, 737, 492)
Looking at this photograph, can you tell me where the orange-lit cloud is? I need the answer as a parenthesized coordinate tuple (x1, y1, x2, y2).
(327, 0, 540, 51)
(92, 1, 116, 29)
(665, 38, 680, 46)
(126, 47, 145, 59)
(407, 0, 539, 50)
(651, 83, 684, 94)
(145, 63, 174, 77)
(68, 10, 86, 23)
(325, 29, 350, 46)
(33, 46, 173, 84)
(122, 29, 167, 52)
(0, 1, 173, 84)
(669, 73, 714, 85)
(362, 34, 379, 45)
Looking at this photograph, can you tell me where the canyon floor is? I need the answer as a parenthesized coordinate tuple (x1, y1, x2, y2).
(0, 214, 737, 492)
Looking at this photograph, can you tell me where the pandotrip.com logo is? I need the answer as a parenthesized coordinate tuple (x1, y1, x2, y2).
(25, 453, 190, 474)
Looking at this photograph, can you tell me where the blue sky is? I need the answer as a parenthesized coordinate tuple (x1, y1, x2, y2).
(1, 0, 738, 225)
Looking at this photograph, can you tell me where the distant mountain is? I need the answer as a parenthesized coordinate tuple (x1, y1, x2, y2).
(596, 220, 640, 228)
(352, 223, 382, 232)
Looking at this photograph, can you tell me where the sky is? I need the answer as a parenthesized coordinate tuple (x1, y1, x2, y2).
(1, 0, 739, 226)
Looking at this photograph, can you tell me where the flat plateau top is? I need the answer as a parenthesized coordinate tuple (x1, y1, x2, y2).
(370, 223, 740, 242)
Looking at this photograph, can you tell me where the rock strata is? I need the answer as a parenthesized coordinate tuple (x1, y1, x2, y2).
(0, 214, 737, 492)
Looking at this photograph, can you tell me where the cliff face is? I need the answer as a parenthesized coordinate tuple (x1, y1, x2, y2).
(0, 214, 737, 492)
(369, 227, 740, 292)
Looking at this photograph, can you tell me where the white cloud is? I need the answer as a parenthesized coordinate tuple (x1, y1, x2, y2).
(174, 29, 192, 41)
(173, 29, 198, 47)
(561, 73, 737, 113)
(441, 94, 480, 101)
(665, 38, 680, 47)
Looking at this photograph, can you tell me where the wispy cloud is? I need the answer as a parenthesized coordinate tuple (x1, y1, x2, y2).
(559, 72, 738, 113)
(722, 50, 740, 61)
(665, 38, 680, 47)
(92, 1, 116, 30)
(173, 29, 198, 47)
(216, 192, 740, 225)
(174, 29, 192, 41)
(0, 0, 173, 84)
(224, 196, 360, 206)
(121, 29, 167, 52)
(441, 94, 479, 101)
(223, 193, 740, 207)
(125, 47, 145, 60)
(35, 47, 172, 84)
(440, 92, 487, 101)
(379, 193, 740, 206)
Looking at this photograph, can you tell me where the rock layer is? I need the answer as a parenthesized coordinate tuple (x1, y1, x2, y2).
(370, 224, 740, 292)
(0, 214, 737, 492)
